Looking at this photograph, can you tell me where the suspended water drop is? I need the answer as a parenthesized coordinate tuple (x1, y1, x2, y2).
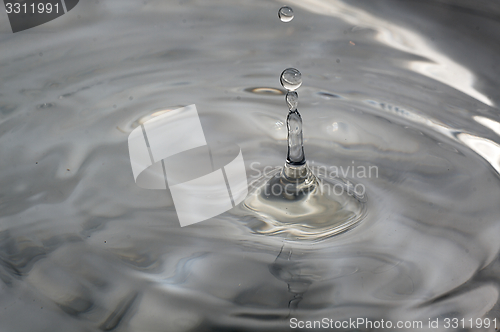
(286, 91, 298, 112)
(280, 68, 302, 91)
(278, 6, 294, 23)
(238, 68, 367, 241)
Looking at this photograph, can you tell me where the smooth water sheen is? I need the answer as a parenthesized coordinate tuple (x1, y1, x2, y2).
(1, 0, 500, 331)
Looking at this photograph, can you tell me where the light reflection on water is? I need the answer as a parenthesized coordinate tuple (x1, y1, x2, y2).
(1, 0, 500, 331)
(284, 0, 494, 106)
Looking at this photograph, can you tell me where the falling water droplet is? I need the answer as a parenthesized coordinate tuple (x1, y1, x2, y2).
(278, 6, 294, 23)
(286, 91, 298, 112)
(280, 68, 302, 91)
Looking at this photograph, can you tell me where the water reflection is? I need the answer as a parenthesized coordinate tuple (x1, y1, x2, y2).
(0, 0, 500, 331)
(284, 0, 493, 106)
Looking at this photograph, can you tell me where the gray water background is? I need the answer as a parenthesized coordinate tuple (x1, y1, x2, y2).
(1, 0, 500, 331)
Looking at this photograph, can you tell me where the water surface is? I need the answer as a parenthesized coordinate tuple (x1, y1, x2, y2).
(1, 0, 500, 331)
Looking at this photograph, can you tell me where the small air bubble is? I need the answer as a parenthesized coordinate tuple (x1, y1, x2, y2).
(278, 6, 294, 23)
